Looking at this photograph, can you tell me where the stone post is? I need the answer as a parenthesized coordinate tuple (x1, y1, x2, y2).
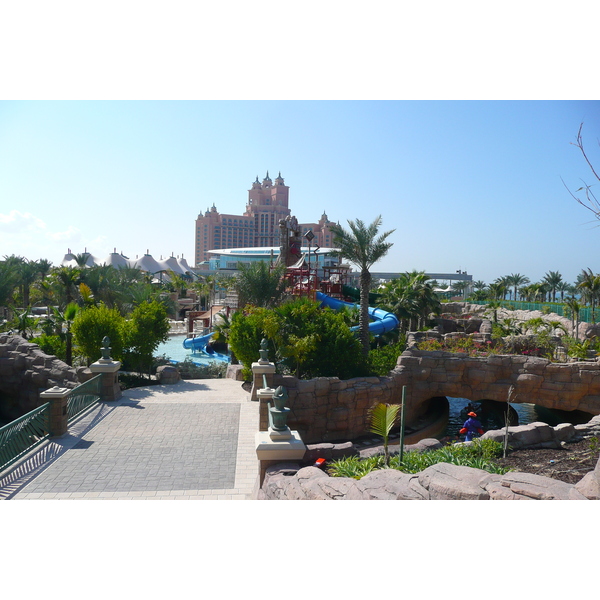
(39, 386, 71, 437)
(89, 336, 122, 401)
(250, 338, 276, 402)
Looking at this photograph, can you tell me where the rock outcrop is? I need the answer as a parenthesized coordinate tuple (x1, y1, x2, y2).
(258, 419, 600, 500)
(0, 334, 81, 419)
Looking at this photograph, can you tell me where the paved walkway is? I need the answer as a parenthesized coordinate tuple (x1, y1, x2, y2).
(0, 379, 259, 500)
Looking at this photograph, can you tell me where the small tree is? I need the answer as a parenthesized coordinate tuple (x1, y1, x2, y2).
(72, 304, 126, 365)
(368, 403, 401, 466)
(123, 300, 170, 376)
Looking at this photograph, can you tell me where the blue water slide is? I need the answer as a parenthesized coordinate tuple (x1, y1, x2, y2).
(315, 291, 399, 335)
(183, 333, 229, 361)
(183, 332, 214, 350)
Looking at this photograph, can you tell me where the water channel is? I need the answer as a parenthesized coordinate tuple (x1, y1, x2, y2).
(441, 396, 593, 441)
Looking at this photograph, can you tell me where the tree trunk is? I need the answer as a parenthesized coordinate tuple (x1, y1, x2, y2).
(359, 270, 371, 356)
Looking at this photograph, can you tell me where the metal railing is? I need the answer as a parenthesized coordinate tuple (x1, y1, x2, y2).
(0, 402, 50, 473)
(67, 374, 102, 422)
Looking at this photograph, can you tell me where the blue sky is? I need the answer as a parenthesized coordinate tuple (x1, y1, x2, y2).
(1, 3, 598, 289)
(1, 100, 598, 285)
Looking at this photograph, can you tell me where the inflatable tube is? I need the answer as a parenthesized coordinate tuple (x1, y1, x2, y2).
(315, 291, 399, 335)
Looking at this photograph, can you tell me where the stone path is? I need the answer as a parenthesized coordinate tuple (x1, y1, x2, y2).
(0, 379, 259, 500)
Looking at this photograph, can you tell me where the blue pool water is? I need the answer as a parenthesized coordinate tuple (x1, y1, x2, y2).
(155, 334, 228, 366)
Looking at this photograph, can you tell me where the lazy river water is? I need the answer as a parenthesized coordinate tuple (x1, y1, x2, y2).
(441, 396, 593, 440)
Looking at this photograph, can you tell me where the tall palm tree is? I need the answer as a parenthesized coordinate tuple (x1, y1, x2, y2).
(543, 271, 563, 302)
(0, 258, 18, 310)
(233, 261, 287, 309)
(556, 280, 573, 302)
(487, 282, 506, 301)
(380, 271, 439, 332)
(493, 276, 511, 300)
(330, 216, 395, 356)
(578, 268, 600, 323)
(565, 296, 581, 340)
(507, 273, 529, 301)
(50, 266, 82, 308)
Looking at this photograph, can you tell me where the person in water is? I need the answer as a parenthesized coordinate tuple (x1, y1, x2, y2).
(459, 411, 484, 442)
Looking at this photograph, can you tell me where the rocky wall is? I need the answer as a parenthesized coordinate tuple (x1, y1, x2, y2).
(264, 348, 600, 447)
(270, 373, 404, 445)
(393, 348, 600, 417)
(0, 334, 83, 420)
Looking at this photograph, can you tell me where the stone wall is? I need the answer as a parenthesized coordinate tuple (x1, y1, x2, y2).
(260, 347, 600, 447)
(0, 334, 82, 420)
(257, 417, 600, 500)
(394, 348, 600, 416)
(270, 373, 402, 445)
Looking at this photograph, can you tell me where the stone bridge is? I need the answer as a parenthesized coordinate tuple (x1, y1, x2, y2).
(393, 348, 600, 417)
(261, 348, 600, 444)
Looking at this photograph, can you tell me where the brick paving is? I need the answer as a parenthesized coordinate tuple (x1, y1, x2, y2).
(0, 379, 260, 500)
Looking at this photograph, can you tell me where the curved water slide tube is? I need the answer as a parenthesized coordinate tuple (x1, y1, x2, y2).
(315, 291, 399, 335)
(183, 333, 229, 361)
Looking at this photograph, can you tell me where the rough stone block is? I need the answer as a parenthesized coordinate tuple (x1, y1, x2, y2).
(417, 463, 492, 500)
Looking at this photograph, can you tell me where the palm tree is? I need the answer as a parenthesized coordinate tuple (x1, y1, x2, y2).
(380, 271, 440, 333)
(556, 281, 574, 302)
(50, 266, 82, 308)
(565, 296, 581, 340)
(543, 271, 563, 302)
(233, 261, 287, 309)
(368, 403, 401, 466)
(0, 258, 18, 310)
(578, 268, 600, 323)
(52, 303, 79, 365)
(487, 282, 506, 301)
(473, 280, 487, 292)
(507, 273, 529, 301)
(330, 216, 395, 356)
(451, 280, 469, 299)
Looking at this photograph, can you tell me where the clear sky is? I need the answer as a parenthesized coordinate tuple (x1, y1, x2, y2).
(2, 100, 598, 285)
(1, 3, 599, 289)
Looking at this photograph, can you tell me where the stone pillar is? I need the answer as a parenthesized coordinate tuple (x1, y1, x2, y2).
(250, 338, 276, 402)
(255, 385, 306, 486)
(89, 336, 121, 401)
(89, 360, 122, 401)
(39, 386, 71, 437)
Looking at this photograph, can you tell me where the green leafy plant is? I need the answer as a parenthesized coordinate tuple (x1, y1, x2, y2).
(368, 403, 401, 466)
(328, 438, 507, 479)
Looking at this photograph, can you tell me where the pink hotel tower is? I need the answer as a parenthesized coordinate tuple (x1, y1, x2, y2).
(194, 172, 336, 267)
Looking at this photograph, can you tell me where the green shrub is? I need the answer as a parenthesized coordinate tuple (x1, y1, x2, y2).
(71, 304, 126, 364)
(34, 334, 66, 362)
(327, 438, 508, 479)
(228, 298, 367, 380)
(368, 339, 406, 376)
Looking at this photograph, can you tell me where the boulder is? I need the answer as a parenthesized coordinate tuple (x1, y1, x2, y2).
(481, 422, 562, 449)
(417, 463, 494, 500)
(496, 472, 588, 500)
(574, 453, 600, 500)
(346, 469, 430, 500)
(156, 365, 180, 384)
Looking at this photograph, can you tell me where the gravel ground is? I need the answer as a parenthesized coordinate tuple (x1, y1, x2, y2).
(495, 437, 600, 484)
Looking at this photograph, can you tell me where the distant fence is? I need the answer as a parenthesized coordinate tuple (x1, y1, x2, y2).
(468, 300, 596, 324)
(0, 403, 50, 473)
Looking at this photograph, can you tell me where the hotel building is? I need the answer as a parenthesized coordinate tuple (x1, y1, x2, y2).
(194, 172, 336, 266)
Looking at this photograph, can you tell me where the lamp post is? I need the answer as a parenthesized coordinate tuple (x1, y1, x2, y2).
(304, 229, 314, 297)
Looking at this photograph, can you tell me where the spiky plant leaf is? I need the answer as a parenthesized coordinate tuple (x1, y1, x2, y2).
(368, 403, 400, 438)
